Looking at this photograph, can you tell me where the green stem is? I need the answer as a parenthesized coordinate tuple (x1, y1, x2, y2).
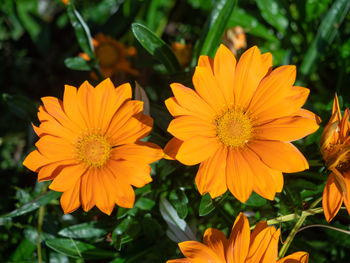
(37, 186, 47, 263)
(278, 196, 322, 258)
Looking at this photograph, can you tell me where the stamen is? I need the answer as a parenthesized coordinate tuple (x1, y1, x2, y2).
(216, 109, 252, 147)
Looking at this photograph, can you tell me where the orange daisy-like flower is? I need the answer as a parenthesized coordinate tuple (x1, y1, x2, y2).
(171, 42, 193, 68)
(320, 93, 350, 222)
(23, 79, 163, 215)
(167, 213, 309, 263)
(165, 44, 319, 202)
(80, 33, 138, 78)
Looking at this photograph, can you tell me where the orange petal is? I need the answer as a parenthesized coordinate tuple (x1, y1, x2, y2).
(164, 137, 183, 160)
(176, 136, 220, 166)
(63, 85, 87, 129)
(198, 55, 214, 70)
(80, 170, 96, 212)
(241, 147, 282, 200)
(258, 229, 280, 263)
(254, 115, 319, 142)
(107, 100, 143, 137)
(170, 83, 216, 121)
(213, 44, 236, 105)
(252, 86, 310, 124)
(246, 223, 278, 263)
(60, 179, 81, 214)
(332, 93, 341, 121)
(179, 241, 225, 263)
(226, 148, 253, 203)
(107, 159, 152, 188)
(35, 135, 75, 162)
(37, 160, 73, 181)
(248, 65, 296, 116)
(193, 66, 226, 112)
(93, 170, 114, 215)
(323, 173, 343, 222)
(195, 145, 228, 198)
(41, 96, 81, 133)
(203, 228, 228, 262)
(102, 166, 135, 208)
(233, 46, 268, 109)
(23, 150, 50, 172)
(248, 140, 308, 173)
(166, 259, 191, 263)
(49, 164, 87, 192)
(165, 97, 197, 118)
(261, 52, 273, 73)
(109, 113, 153, 146)
(343, 171, 350, 216)
(226, 213, 250, 263)
(277, 251, 309, 263)
(167, 115, 216, 141)
(110, 142, 163, 164)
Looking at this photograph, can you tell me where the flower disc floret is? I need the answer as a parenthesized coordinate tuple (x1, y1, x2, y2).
(76, 133, 111, 168)
(216, 109, 252, 147)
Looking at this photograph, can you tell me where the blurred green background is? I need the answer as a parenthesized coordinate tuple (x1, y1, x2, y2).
(1, 0, 350, 262)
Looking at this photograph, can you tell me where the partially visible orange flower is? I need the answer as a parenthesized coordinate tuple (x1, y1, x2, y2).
(23, 79, 163, 215)
(164, 44, 319, 203)
(320, 93, 350, 222)
(61, 0, 69, 5)
(167, 213, 309, 263)
(80, 33, 138, 78)
(171, 42, 193, 67)
(222, 26, 247, 55)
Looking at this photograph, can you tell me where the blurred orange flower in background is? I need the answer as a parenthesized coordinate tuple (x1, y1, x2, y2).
(165, 44, 319, 203)
(222, 26, 247, 55)
(171, 42, 193, 68)
(23, 79, 163, 215)
(320, 93, 350, 222)
(167, 213, 309, 263)
(80, 33, 138, 79)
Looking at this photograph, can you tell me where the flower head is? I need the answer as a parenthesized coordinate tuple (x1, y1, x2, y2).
(320, 93, 350, 222)
(23, 79, 163, 215)
(167, 213, 309, 263)
(165, 44, 319, 203)
(171, 42, 193, 68)
(80, 33, 138, 79)
(222, 26, 247, 55)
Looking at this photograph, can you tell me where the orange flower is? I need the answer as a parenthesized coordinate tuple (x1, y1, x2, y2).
(164, 44, 319, 203)
(61, 0, 69, 5)
(167, 213, 309, 263)
(222, 26, 247, 55)
(80, 33, 138, 78)
(171, 42, 193, 68)
(23, 79, 163, 215)
(320, 93, 350, 222)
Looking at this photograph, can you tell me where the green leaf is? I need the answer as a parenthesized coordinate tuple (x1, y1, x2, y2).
(134, 197, 155, 211)
(58, 222, 107, 239)
(192, 0, 237, 63)
(0, 191, 61, 220)
(159, 196, 196, 243)
(131, 23, 182, 73)
(227, 7, 278, 42)
(64, 57, 92, 71)
(46, 238, 116, 259)
(145, 0, 175, 36)
(9, 238, 36, 262)
(244, 192, 267, 207)
(67, 3, 95, 58)
(169, 189, 188, 219)
(299, 0, 350, 77)
(199, 193, 215, 216)
(255, 0, 288, 34)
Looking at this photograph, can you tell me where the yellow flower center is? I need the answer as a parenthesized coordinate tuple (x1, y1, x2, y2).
(76, 134, 111, 167)
(96, 43, 119, 67)
(216, 109, 252, 147)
